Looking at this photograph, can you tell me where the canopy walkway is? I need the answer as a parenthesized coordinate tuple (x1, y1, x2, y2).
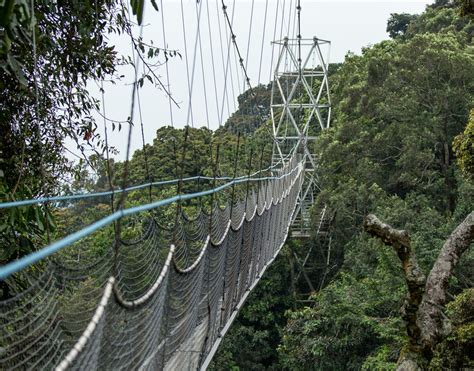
(0, 0, 332, 369)
(0, 157, 304, 370)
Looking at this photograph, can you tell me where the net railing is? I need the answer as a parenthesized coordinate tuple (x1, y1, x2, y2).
(0, 155, 304, 370)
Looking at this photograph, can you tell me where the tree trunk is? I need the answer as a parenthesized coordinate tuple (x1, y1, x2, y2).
(363, 212, 474, 369)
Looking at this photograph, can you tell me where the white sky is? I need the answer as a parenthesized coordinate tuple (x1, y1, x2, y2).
(69, 0, 433, 160)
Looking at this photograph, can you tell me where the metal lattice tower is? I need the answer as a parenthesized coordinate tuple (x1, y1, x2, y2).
(271, 36, 331, 237)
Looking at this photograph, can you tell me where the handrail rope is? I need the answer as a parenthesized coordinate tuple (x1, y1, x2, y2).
(0, 146, 298, 209)
(0, 158, 303, 280)
(55, 276, 115, 371)
(200, 157, 303, 370)
(54, 162, 304, 369)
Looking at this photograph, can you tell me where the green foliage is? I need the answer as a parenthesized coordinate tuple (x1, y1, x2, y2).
(324, 31, 473, 213)
(406, 5, 473, 41)
(279, 197, 441, 370)
(386, 13, 419, 39)
(0, 184, 55, 267)
(209, 250, 294, 371)
(223, 84, 272, 135)
(453, 110, 474, 179)
(0, 0, 33, 80)
(277, 2, 474, 370)
(0, 1, 180, 268)
(430, 289, 474, 369)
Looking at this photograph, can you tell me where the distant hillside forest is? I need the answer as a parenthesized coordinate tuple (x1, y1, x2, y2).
(209, 1, 474, 370)
(0, 0, 472, 369)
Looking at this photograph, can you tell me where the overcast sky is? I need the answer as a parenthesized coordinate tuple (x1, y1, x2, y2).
(69, 0, 433, 161)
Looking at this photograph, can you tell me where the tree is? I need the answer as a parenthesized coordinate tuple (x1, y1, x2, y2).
(364, 212, 474, 370)
(277, 2, 473, 369)
(223, 84, 272, 135)
(0, 1, 123, 196)
(387, 13, 419, 39)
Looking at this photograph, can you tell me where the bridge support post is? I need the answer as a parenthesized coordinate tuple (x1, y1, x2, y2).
(271, 36, 331, 238)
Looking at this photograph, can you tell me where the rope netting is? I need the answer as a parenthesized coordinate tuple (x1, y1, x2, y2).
(0, 155, 304, 370)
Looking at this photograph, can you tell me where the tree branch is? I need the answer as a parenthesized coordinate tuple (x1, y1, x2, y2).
(418, 211, 474, 349)
(364, 212, 474, 370)
(364, 214, 426, 352)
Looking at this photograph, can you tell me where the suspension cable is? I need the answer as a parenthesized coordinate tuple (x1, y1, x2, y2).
(195, 0, 210, 128)
(180, 0, 194, 127)
(269, 0, 281, 83)
(258, 0, 269, 85)
(160, 0, 174, 127)
(101, 81, 115, 212)
(223, 0, 238, 112)
(215, 0, 231, 124)
(187, 0, 205, 128)
(206, 0, 221, 126)
(243, 0, 255, 91)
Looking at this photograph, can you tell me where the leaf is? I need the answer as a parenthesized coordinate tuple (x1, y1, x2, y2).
(131, 0, 145, 25)
(46, 208, 56, 229)
(35, 207, 45, 232)
(150, 0, 159, 11)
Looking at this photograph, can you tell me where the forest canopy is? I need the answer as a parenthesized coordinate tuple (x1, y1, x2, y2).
(210, 1, 473, 370)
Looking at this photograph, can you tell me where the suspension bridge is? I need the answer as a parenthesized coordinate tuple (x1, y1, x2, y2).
(0, 0, 331, 369)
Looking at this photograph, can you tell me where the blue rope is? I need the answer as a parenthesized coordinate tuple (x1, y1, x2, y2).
(0, 163, 301, 280)
(0, 176, 214, 209)
(0, 149, 297, 209)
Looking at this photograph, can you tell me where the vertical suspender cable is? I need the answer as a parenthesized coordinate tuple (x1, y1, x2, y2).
(195, 0, 210, 129)
(222, 0, 238, 111)
(243, 0, 255, 91)
(113, 3, 145, 275)
(258, 0, 269, 85)
(30, 0, 52, 244)
(180, 0, 194, 127)
(269, 0, 281, 83)
(287, 0, 294, 39)
(101, 82, 115, 212)
(206, 0, 222, 126)
(136, 87, 152, 201)
(216, 0, 232, 124)
(187, 0, 205, 128)
(160, 0, 174, 127)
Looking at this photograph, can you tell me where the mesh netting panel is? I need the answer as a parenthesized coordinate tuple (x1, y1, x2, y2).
(0, 156, 304, 370)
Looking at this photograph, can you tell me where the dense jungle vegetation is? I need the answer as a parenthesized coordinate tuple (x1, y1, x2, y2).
(210, 1, 474, 370)
(0, 0, 472, 369)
